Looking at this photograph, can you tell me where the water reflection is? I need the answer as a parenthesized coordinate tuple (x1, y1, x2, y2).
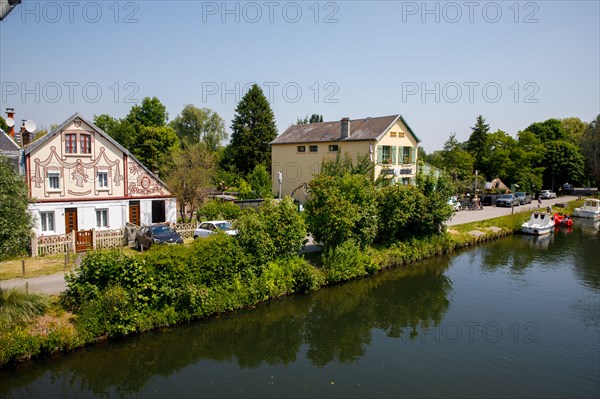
(0, 256, 452, 398)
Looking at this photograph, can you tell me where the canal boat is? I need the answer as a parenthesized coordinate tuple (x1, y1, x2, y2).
(521, 212, 555, 235)
(573, 198, 600, 219)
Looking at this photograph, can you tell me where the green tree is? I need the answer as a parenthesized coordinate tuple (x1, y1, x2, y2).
(170, 105, 227, 151)
(246, 164, 273, 199)
(235, 198, 306, 266)
(561, 117, 588, 144)
(93, 114, 137, 149)
(225, 84, 278, 175)
(441, 133, 474, 180)
(309, 114, 323, 123)
(580, 115, 600, 186)
(165, 142, 217, 222)
(0, 117, 10, 133)
(484, 130, 517, 182)
(466, 115, 490, 175)
(0, 156, 33, 260)
(130, 125, 180, 174)
(126, 97, 168, 127)
(543, 140, 586, 190)
(305, 174, 378, 249)
(524, 119, 567, 143)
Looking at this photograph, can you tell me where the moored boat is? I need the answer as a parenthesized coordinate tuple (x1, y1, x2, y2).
(573, 198, 600, 219)
(521, 212, 555, 235)
(553, 213, 574, 227)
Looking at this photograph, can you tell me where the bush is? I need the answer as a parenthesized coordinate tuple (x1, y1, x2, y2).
(197, 200, 242, 221)
(321, 240, 376, 284)
(0, 288, 49, 331)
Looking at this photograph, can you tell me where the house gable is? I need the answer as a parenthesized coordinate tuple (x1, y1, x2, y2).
(24, 113, 171, 202)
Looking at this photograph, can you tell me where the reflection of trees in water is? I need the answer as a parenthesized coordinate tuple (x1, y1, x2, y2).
(572, 221, 600, 290)
(570, 298, 599, 329)
(479, 235, 543, 273)
(0, 257, 451, 397)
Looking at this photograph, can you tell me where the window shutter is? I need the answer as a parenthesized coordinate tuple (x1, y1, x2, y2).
(412, 148, 416, 164)
(391, 146, 397, 165)
(377, 146, 383, 164)
(399, 146, 404, 164)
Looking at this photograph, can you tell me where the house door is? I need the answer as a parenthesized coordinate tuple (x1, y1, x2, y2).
(65, 208, 77, 235)
(129, 201, 140, 226)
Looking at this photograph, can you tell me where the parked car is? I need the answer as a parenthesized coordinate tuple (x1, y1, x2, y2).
(135, 224, 183, 250)
(514, 192, 533, 205)
(496, 194, 520, 207)
(193, 220, 237, 239)
(482, 194, 500, 206)
(540, 190, 557, 199)
(562, 183, 574, 193)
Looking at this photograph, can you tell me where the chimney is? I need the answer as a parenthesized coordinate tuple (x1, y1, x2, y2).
(341, 117, 351, 139)
(5, 108, 15, 137)
(20, 120, 31, 147)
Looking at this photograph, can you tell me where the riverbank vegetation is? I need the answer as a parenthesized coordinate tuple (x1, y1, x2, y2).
(0, 163, 535, 368)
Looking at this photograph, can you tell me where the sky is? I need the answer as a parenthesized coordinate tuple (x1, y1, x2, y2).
(1, 0, 599, 152)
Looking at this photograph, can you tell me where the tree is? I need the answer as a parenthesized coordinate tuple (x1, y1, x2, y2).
(309, 114, 323, 123)
(0, 117, 9, 133)
(441, 133, 474, 181)
(126, 97, 168, 127)
(466, 115, 490, 175)
(170, 105, 227, 151)
(164, 142, 216, 222)
(524, 119, 567, 143)
(225, 84, 278, 175)
(543, 140, 586, 190)
(561, 117, 588, 144)
(93, 114, 137, 149)
(580, 115, 600, 186)
(246, 164, 273, 199)
(0, 156, 33, 260)
(305, 174, 378, 249)
(129, 125, 180, 174)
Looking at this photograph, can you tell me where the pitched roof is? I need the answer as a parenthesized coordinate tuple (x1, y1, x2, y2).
(271, 114, 421, 145)
(0, 129, 20, 152)
(24, 112, 171, 191)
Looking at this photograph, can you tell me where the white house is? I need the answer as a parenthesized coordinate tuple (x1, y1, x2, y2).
(23, 112, 176, 238)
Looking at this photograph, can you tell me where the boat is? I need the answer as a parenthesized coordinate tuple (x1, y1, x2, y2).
(553, 213, 574, 227)
(573, 198, 600, 219)
(521, 212, 555, 235)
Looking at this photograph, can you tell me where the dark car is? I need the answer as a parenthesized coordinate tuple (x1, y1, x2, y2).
(482, 194, 500, 206)
(496, 194, 520, 207)
(514, 192, 532, 205)
(135, 224, 183, 250)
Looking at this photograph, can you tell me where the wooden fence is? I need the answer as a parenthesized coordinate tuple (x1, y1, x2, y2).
(32, 228, 127, 256)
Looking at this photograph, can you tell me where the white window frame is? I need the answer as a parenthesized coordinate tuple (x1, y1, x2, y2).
(96, 209, 108, 228)
(97, 170, 109, 189)
(48, 172, 60, 190)
(40, 211, 55, 233)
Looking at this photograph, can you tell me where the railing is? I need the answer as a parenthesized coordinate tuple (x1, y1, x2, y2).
(95, 229, 127, 249)
(32, 228, 126, 256)
(171, 222, 196, 239)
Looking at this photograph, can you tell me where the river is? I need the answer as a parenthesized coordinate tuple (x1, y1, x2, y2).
(1, 220, 599, 398)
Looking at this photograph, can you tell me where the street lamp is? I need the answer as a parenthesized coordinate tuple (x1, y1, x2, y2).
(0, 0, 21, 21)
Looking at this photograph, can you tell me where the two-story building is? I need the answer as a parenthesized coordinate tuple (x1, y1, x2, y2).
(24, 112, 176, 237)
(271, 114, 421, 202)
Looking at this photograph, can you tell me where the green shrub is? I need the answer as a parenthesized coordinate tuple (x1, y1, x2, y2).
(197, 200, 242, 221)
(321, 240, 376, 284)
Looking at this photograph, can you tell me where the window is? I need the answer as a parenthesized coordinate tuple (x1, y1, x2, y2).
(398, 132, 405, 137)
(40, 212, 55, 232)
(98, 171, 108, 189)
(403, 147, 412, 163)
(80, 134, 92, 154)
(297, 146, 306, 153)
(65, 134, 77, 154)
(96, 209, 108, 228)
(328, 144, 339, 152)
(48, 172, 60, 190)
(390, 132, 397, 138)
(402, 177, 411, 185)
(309, 145, 318, 152)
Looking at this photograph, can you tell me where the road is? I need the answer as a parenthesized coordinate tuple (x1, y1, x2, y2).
(0, 196, 579, 296)
(446, 195, 577, 226)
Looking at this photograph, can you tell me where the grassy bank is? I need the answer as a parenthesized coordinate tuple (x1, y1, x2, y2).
(0, 203, 577, 368)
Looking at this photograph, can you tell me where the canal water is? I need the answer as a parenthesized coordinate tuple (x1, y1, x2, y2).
(1, 221, 599, 398)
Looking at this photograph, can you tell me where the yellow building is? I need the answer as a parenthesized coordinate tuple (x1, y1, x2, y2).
(271, 114, 421, 202)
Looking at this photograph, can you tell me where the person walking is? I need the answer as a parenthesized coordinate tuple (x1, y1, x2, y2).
(538, 197, 542, 208)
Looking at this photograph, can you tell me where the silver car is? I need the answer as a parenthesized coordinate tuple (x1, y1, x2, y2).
(193, 221, 237, 239)
(540, 190, 557, 199)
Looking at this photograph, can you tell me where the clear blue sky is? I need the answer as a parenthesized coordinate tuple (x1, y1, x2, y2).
(1, 0, 598, 151)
